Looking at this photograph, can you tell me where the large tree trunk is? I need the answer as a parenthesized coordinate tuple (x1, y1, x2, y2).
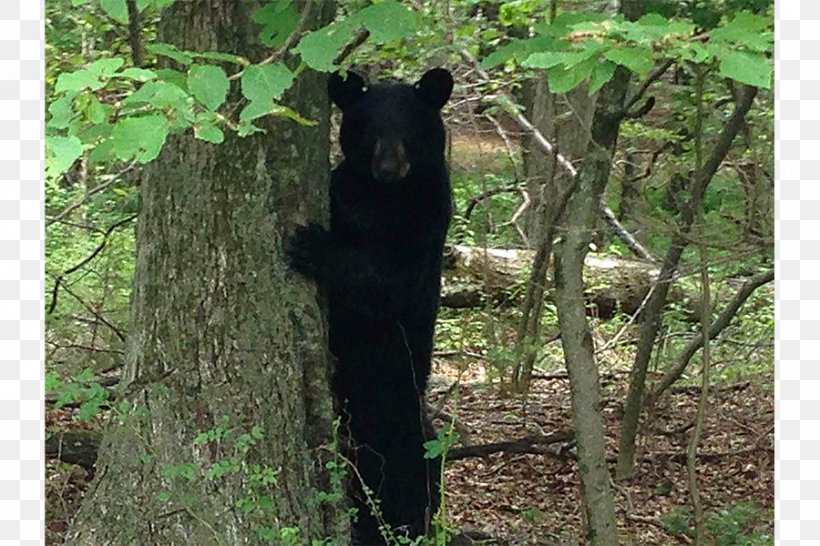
(66, 2, 347, 544)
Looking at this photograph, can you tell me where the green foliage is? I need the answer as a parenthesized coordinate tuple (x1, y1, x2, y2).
(423, 422, 459, 460)
(46, 367, 111, 422)
(111, 115, 169, 162)
(187, 64, 230, 112)
(294, 1, 419, 71)
(252, 0, 300, 48)
(662, 503, 772, 545)
(481, 8, 772, 94)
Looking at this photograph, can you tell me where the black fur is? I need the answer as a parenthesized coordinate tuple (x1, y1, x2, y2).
(287, 68, 453, 544)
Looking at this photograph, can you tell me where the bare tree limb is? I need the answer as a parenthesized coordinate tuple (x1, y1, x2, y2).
(446, 431, 574, 461)
(624, 59, 675, 112)
(649, 269, 774, 402)
(48, 214, 139, 316)
(46, 163, 137, 227)
(598, 201, 657, 262)
(126, 0, 143, 67)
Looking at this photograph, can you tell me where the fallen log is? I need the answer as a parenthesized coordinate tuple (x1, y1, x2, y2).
(441, 244, 688, 318)
(446, 430, 574, 461)
(46, 430, 100, 470)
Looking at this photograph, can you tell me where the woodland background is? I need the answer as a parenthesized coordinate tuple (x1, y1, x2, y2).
(44, 0, 773, 544)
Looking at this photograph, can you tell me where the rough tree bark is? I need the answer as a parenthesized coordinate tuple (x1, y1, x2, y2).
(66, 2, 347, 544)
(615, 85, 759, 480)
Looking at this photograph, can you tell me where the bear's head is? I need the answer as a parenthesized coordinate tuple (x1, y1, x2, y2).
(328, 68, 453, 184)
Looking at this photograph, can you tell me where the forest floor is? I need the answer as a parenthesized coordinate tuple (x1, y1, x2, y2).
(433, 359, 774, 545)
(46, 359, 773, 545)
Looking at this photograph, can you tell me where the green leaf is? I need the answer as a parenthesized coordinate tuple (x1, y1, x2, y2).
(548, 58, 595, 94)
(87, 58, 125, 76)
(45, 371, 61, 393)
(253, 0, 300, 48)
(718, 50, 772, 89)
(195, 123, 224, 144)
(480, 42, 523, 69)
(117, 67, 158, 81)
(111, 115, 169, 162)
(603, 46, 654, 78)
(294, 19, 356, 71)
(356, 1, 418, 42)
(123, 80, 189, 109)
(46, 135, 83, 179)
(156, 490, 171, 503)
(87, 137, 116, 163)
(77, 400, 102, 421)
(241, 63, 294, 103)
(240, 100, 272, 122)
(681, 42, 711, 64)
(136, 0, 174, 9)
(588, 60, 616, 95)
(188, 65, 229, 111)
(237, 121, 265, 137)
(192, 51, 247, 64)
(710, 12, 772, 52)
(83, 96, 109, 125)
(523, 50, 593, 70)
(162, 462, 197, 481)
(99, 0, 128, 24)
(148, 43, 194, 65)
(55, 70, 104, 93)
(154, 68, 188, 90)
(47, 96, 75, 129)
(270, 105, 317, 126)
(480, 36, 556, 69)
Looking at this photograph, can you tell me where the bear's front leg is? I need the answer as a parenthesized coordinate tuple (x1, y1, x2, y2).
(285, 223, 329, 281)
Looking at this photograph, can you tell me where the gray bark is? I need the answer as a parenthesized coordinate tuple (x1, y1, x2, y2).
(66, 2, 347, 544)
(552, 0, 645, 541)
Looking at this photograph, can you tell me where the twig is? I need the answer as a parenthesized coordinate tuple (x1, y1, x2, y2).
(483, 113, 523, 180)
(48, 277, 126, 342)
(595, 285, 655, 354)
(48, 213, 139, 315)
(624, 59, 675, 112)
(46, 163, 137, 227)
(598, 201, 657, 262)
(464, 184, 523, 219)
(334, 28, 370, 66)
(228, 0, 315, 81)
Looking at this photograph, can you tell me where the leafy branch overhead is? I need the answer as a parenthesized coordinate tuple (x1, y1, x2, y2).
(480, 10, 773, 94)
(45, 0, 421, 182)
(45, 0, 771, 183)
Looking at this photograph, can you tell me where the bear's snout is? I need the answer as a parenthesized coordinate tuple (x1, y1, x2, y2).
(371, 137, 411, 183)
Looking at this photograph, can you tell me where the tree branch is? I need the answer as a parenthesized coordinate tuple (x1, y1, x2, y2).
(598, 201, 657, 262)
(48, 214, 139, 316)
(649, 269, 774, 402)
(624, 59, 675, 112)
(446, 430, 574, 461)
(46, 162, 137, 227)
(126, 0, 143, 67)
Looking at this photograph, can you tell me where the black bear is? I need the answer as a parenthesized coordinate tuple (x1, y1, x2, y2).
(286, 68, 454, 544)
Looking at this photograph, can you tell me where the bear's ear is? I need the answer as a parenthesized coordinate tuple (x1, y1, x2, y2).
(414, 68, 453, 110)
(328, 70, 367, 110)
